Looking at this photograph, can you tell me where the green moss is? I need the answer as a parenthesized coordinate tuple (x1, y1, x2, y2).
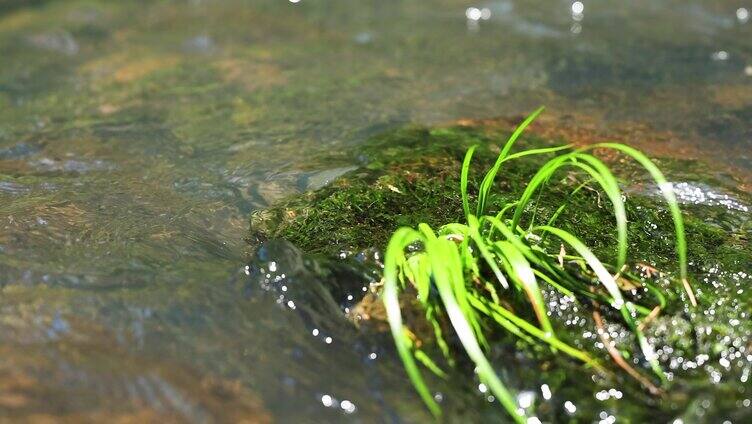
(252, 125, 536, 252)
(250, 124, 751, 270)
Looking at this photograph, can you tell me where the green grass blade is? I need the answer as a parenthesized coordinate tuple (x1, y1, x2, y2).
(421, 223, 489, 349)
(532, 269, 574, 298)
(510, 155, 570, 230)
(494, 240, 554, 336)
(461, 145, 478, 219)
(587, 142, 695, 306)
(382, 228, 441, 417)
(477, 107, 545, 216)
(414, 348, 448, 379)
(467, 215, 510, 289)
(510, 152, 628, 271)
(570, 153, 628, 270)
(405, 254, 431, 304)
(533, 225, 624, 307)
(468, 295, 604, 372)
(426, 237, 525, 424)
(501, 144, 572, 163)
(533, 225, 665, 381)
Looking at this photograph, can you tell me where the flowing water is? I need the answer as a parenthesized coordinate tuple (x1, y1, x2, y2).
(0, 0, 750, 422)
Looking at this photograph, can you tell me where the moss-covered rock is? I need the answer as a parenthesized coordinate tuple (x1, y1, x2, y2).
(250, 124, 547, 253)
(247, 121, 752, 422)
(250, 122, 750, 273)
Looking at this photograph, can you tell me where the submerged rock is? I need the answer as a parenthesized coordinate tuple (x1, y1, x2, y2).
(246, 239, 380, 328)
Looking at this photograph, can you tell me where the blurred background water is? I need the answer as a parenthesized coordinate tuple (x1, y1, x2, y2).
(0, 0, 750, 421)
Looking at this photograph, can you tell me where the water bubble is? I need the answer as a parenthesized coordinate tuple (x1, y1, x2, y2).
(354, 32, 373, 44)
(183, 34, 213, 53)
(564, 400, 577, 414)
(737, 7, 749, 23)
(598, 414, 616, 424)
(466, 7, 482, 21)
(321, 394, 334, 407)
(541, 384, 552, 400)
(711, 51, 729, 61)
(518, 391, 535, 408)
(340, 400, 356, 414)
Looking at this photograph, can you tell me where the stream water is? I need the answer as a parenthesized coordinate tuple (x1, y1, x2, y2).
(1, 0, 750, 422)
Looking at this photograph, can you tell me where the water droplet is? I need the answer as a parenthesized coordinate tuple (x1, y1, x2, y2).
(340, 400, 356, 414)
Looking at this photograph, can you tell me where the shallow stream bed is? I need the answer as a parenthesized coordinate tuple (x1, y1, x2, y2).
(1, 0, 751, 422)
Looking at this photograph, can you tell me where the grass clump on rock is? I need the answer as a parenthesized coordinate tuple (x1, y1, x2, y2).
(249, 108, 751, 422)
(381, 108, 696, 421)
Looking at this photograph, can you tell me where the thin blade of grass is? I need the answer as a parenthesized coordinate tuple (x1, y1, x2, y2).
(382, 228, 441, 417)
(476, 107, 545, 216)
(421, 223, 489, 350)
(533, 225, 665, 381)
(467, 215, 510, 290)
(501, 144, 573, 163)
(511, 154, 628, 271)
(426, 237, 525, 424)
(468, 295, 605, 373)
(533, 225, 623, 307)
(461, 145, 478, 219)
(494, 240, 554, 336)
(571, 153, 628, 270)
(510, 155, 570, 230)
(586, 142, 695, 306)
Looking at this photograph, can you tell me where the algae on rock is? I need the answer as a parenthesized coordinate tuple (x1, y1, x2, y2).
(248, 120, 752, 423)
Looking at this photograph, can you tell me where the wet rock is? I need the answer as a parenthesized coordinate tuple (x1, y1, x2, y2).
(248, 120, 752, 422)
(183, 34, 215, 54)
(297, 166, 358, 191)
(0, 142, 42, 159)
(0, 180, 29, 195)
(246, 239, 379, 330)
(27, 30, 79, 56)
(30, 158, 115, 173)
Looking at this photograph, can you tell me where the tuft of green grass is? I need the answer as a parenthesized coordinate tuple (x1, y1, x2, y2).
(382, 108, 696, 421)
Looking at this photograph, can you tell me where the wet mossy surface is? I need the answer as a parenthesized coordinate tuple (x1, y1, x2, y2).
(249, 122, 752, 422)
(250, 123, 750, 276)
(250, 124, 560, 254)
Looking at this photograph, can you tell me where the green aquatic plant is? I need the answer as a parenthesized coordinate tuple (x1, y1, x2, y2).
(382, 107, 697, 421)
